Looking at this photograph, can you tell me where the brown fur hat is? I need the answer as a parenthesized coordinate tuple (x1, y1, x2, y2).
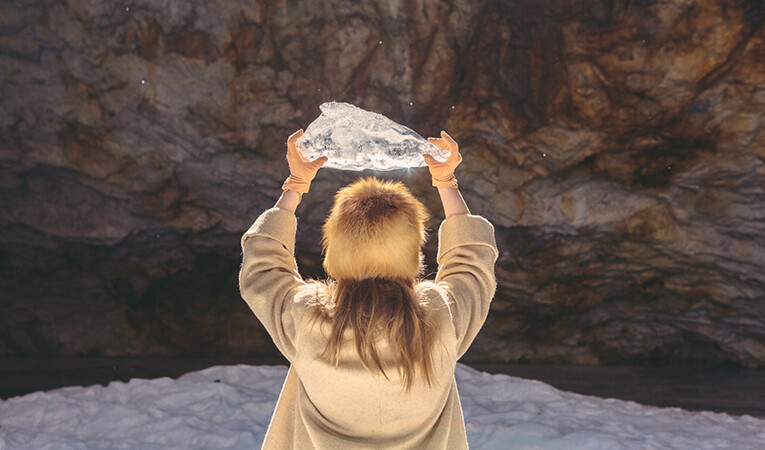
(322, 177, 429, 281)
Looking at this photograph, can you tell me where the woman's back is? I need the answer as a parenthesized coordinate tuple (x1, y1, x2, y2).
(292, 282, 459, 442)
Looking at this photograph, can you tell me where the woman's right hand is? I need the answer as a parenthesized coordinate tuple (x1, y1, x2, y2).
(424, 131, 462, 189)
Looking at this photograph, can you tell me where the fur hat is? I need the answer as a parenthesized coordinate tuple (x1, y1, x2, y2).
(322, 177, 429, 281)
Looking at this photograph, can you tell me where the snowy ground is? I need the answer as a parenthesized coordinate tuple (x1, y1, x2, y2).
(1, 364, 763, 449)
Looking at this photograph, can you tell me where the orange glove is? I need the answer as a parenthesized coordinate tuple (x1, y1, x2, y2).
(423, 130, 462, 189)
(282, 129, 328, 194)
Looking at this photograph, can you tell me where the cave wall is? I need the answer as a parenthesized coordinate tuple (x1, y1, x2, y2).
(1, 0, 764, 366)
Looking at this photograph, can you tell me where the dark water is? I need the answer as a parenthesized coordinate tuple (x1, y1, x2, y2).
(1, 357, 763, 418)
(470, 363, 765, 418)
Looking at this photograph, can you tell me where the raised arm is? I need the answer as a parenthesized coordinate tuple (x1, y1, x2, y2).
(239, 208, 304, 361)
(436, 187, 470, 218)
(239, 129, 327, 361)
(423, 131, 498, 358)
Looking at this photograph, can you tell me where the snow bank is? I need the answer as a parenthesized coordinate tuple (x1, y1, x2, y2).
(1, 364, 763, 449)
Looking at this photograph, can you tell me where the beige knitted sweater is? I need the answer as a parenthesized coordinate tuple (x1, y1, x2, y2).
(239, 208, 498, 449)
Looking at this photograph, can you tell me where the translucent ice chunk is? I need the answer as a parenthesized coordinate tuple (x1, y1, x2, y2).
(296, 102, 449, 171)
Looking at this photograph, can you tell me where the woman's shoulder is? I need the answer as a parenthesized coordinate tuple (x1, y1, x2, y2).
(415, 280, 459, 347)
(293, 280, 330, 306)
(294, 278, 452, 314)
(415, 280, 452, 311)
(287, 280, 330, 323)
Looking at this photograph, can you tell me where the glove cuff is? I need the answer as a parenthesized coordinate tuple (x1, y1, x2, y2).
(432, 175, 458, 189)
(282, 175, 311, 194)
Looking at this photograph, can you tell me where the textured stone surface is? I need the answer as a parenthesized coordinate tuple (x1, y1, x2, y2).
(1, 0, 764, 366)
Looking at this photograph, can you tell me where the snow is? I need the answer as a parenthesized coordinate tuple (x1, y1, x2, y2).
(1, 364, 763, 449)
(297, 102, 449, 171)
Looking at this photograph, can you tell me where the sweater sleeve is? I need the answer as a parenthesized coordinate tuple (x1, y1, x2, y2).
(434, 214, 498, 359)
(239, 207, 305, 362)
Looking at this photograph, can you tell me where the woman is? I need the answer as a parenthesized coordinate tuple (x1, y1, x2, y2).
(239, 129, 498, 449)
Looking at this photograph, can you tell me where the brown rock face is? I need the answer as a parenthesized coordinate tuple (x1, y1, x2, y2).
(1, 0, 764, 366)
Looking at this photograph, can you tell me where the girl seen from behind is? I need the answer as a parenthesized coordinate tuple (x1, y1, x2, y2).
(239, 129, 498, 449)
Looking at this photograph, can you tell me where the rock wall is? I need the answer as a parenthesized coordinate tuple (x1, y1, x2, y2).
(1, 0, 764, 366)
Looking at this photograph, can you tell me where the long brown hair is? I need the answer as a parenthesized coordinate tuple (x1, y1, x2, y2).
(309, 277, 436, 390)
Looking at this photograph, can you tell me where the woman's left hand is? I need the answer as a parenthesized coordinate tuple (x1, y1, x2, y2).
(282, 129, 328, 194)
